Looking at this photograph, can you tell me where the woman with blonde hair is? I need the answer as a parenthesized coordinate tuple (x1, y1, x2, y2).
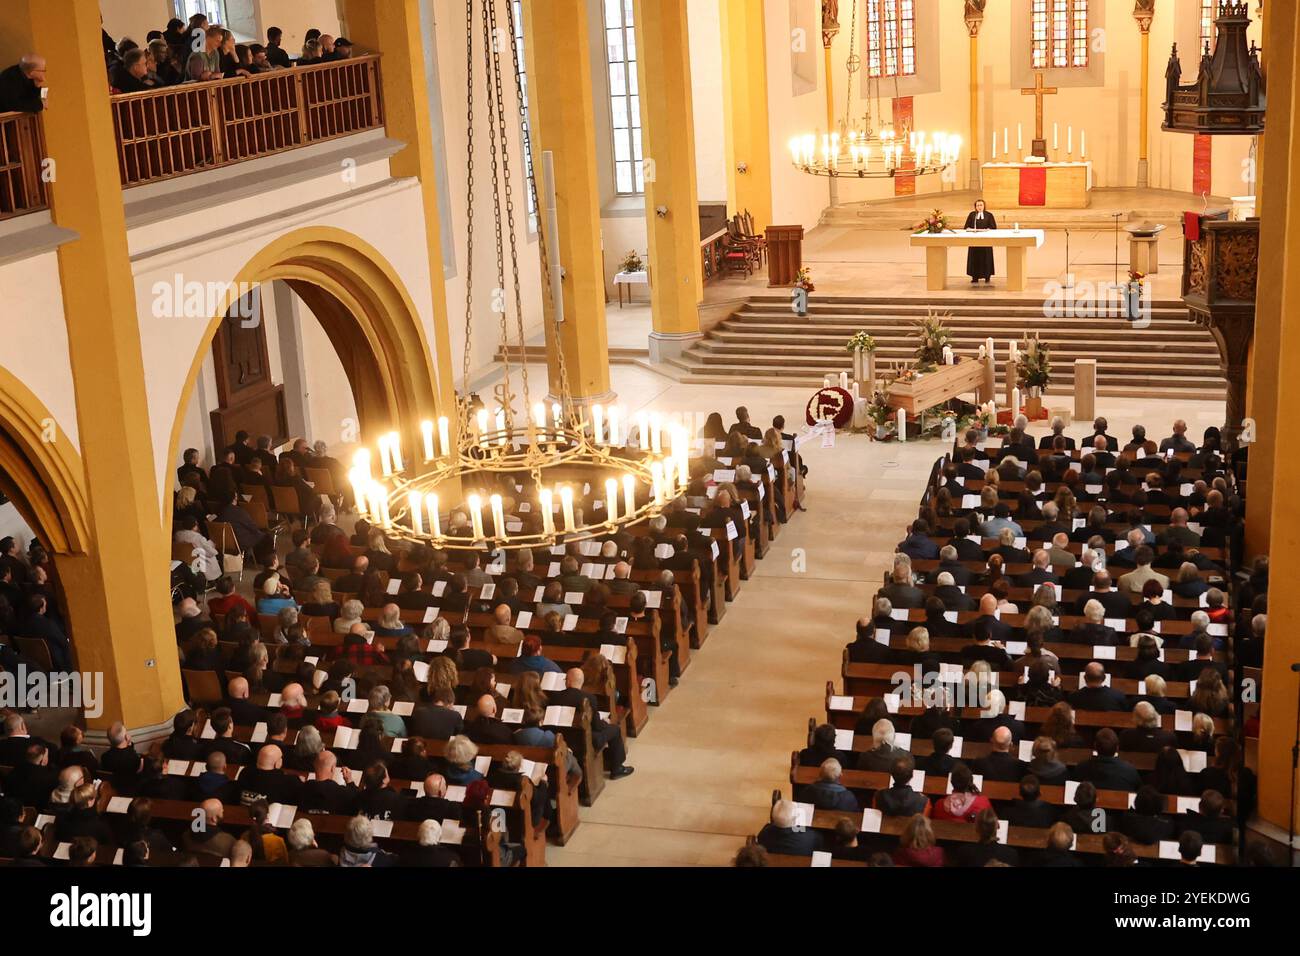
(443, 735, 484, 785)
(425, 655, 459, 699)
(581, 653, 616, 704)
(334, 598, 364, 635)
(302, 579, 339, 619)
(893, 813, 944, 867)
(758, 427, 784, 462)
(509, 670, 549, 715)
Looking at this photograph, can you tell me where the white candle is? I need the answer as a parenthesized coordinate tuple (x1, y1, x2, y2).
(943, 346, 954, 365)
(605, 478, 619, 522)
(476, 409, 489, 446)
(1067, 126, 1072, 155)
(551, 402, 562, 429)
(353, 448, 372, 482)
(496, 409, 507, 446)
(839, 371, 848, 388)
(387, 432, 402, 472)
(438, 416, 450, 457)
(1017, 123, 1023, 151)
(427, 493, 441, 538)
(649, 413, 662, 453)
(560, 486, 575, 531)
(421, 420, 435, 461)
(378, 436, 393, 477)
(1053, 122, 1058, 151)
(1081, 130, 1086, 159)
(991, 129, 997, 159)
(636, 411, 648, 450)
(1004, 127, 1009, 158)
(468, 493, 485, 540)
(851, 381, 860, 399)
(539, 488, 555, 535)
(608, 406, 621, 446)
(1013, 387, 1022, 412)
(650, 461, 665, 505)
(350, 470, 368, 518)
(674, 427, 688, 484)
(369, 481, 390, 526)
(824, 375, 832, 388)
(623, 474, 636, 516)
(985, 337, 995, 363)
(408, 491, 424, 534)
(897, 407, 907, 442)
(592, 404, 604, 444)
(532, 402, 546, 443)
(490, 493, 505, 538)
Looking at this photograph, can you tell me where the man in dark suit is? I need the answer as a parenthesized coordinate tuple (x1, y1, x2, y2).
(874, 755, 931, 817)
(897, 519, 940, 560)
(1015, 549, 1059, 587)
(0, 714, 50, 768)
(406, 772, 460, 824)
(1074, 572, 1132, 619)
(1069, 663, 1128, 712)
(1089, 418, 1119, 452)
(917, 727, 958, 776)
(1038, 417, 1075, 450)
(729, 406, 762, 441)
(1067, 600, 1119, 647)
(757, 799, 822, 855)
(846, 618, 893, 663)
(550, 669, 634, 778)
(976, 726, 1026, 781)
(1005, 774, 1059, 828)
(203, 707, 252, 766)
(802, 759, 859, 811)
(225, 676, 266, 727)
(299, 751, 360, 815)
(464, 695, 514, 745)
(955, 448, 986, 482)
(1118, 702, 1177, 752)
(1176, 790, 1234, 845)
(5, 742, 58, 807)
(949, 519, 985, 562)
(409, 688, 465, 739)
(881, 563, 925, 609)
(1177, 633, 1227, 683)
(0, 55, 46, 114)
(19, 594, 72, 670)
(1075, 728, 1142, 791)
(936, 546, 974, 585)
(1061, 552, 1101, 591)
(934, 574, 977, 612)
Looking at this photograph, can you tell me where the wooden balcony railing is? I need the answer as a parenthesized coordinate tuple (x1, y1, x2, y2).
(111, 55, 384, 188)
(700, 228, 728, 284)
(0, 111, 49, 222)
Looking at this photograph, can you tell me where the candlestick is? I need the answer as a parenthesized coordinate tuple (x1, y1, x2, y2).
(1017, 123, 1023, 151)
(560, 485, 575, 531)
(650, 461, 665, 505)
(1067, 126, 1072, 156)
(409, 491, 424, 534)
(635, 411, 648, 450)
(476, 408, 489, 446)
(1013, 387, 1022, 412)
(897, 407, 907, 442)
(438, 416, 450, 457)
(622, 473, 635, 516)
(427, 493, 441, 538)
(378, 436, 393, 477)
(539, 488, 554, 536)
(468, 493, 485, 540)
(649, 412, 662, 453)
(350, 471, 368, 518)
(490, 493, 505, 538)
(608, 405, 621, 446)
(605, 478, 619, 522)
(421, 420, 434, 461)
(592, 404, 604, 444)
(387, 432, 403, 472)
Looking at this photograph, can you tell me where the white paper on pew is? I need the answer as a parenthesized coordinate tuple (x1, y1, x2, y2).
(1092, 645, 1116, 660)
(1084, 485, 1103, 495)
(439, 819, 467, 845)
(829, 695, 854, 712)
(599, 643, 628, 665)
(996, 820, 1009, 845)
(385, 578, 401, 595)
(654, 543, 674, 560)
(835, 728, 855, 751)
(579, 562, 599, 579)
(1151, 620, 1162, 633)
(1157, 840, 1180, 861)
(564, 591, 584, 605)
(1208, 623, 1227, 637)
(53, 842, 71, 860)
(1136, 680, 1147, 695)
(543, 705, 576, 727)
(444, 786, 467, 803)
(391, 701, 414, 717)
(740, 501, 751, 520)
(1178, 748, 1208, 773)
(726, 522, 738, 541)
(939, 662, 963, 682)
(112, 848, 124, 866)
(250, 721, 268, 743)
(910, 770, 927, 791)
(966, 534, 982, 544)
(1004, 641, 1027, 656)
(473, 755, 492, 775)
(191, 763, 207, 778)
(266, 693, 283, 708)
(411, 661, 430, 684)
(1013, 537, 1027, 549)
(580, 540, 603, 557)
(267, 803, 297, 829)
(1173, 709, 1194, 732)
(711, 541, 720, 560)
(515, 611, 533, 629)
(1189, 679, 1198, 695)
(792, 801, 816, 828)
(452, 705, 467, 718)
(599, 711, 610, 722)
(961, 495, 981, 508)
(304, 657, 319, 667)
(562, 614, 579, 631)
(893, 732, 912, 750)
(347, 698, 369, 713)
(883, 693, 901, 714)
(506, 519, 523, 533)
(540, 671, 567, 691)
(713, 469, 736, 483)
(944, 611, 958, 623)
(1007, 700, 1027, 719)
(861, 809, 883, 834)
(1064, 780, 1081, 804)
(548, 562, 561, 577)
(890, 608, 910, 621)
(479, 582, 496, 601)
(875, 628, 892, 645)
(1073, 518, 1086, 530)
(1114, 539, 1130, 551)
(1018, 739, 1034, 761)
(1104, 618, 1126, 631)
(948, 773, 982, 794)
(490, 789, 514, 808)
(369, 819, 394, 838)
(426, 639, 448, 654)
(391, 737, 406, 753)
(200, 721, 216, 740)
(519, 502, 531, 513)
(550, 545, 566, 556)
(519, 759, 547, 785)
(1176, 796, 1200, 814)
(757, 483, 766, 500)
(106, 796, 133, 814)
(1198, 591, 1209, 607)
(333, 726, 358, 750)
(644, 590, 662, 609)
(613, 617, 629, 635)
(810, 851, 833, 868)
(496, 682, 512, 696)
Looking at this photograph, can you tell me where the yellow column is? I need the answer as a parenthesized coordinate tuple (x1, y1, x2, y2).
(633, 0, 704, 362)
(1253, 1, 1300, 841)
(342, 0, 459, 435)
(969, 30, 980, 187)
(522, 0, 613, 405)
(0, 0, 183, 739)
(1135, 9, 1153, 187)
(1245, 0, 1283, 557)
(720, 0, 773, 231)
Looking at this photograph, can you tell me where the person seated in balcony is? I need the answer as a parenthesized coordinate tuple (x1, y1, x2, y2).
(298, 39, 324, 66)
(319, 35, 337, 59)
(325, 37, 354, 62)
(0, 55, 47, 113)
(265, 27, 293, 69)
(217, 30, 252, 78)
(110, 48, 153, 94)
(247, 44, 273, 74)
(147, 39, 182, 86)
(186, 26, 225, 82)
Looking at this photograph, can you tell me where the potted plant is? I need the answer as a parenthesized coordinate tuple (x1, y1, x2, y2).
(1014, 332, 1052, 417)
(846, 330, 876, 387)
(911, 310, 952, 371)
(911, 209, 952, 234)
(1124, 270, 1148, 322)
(792, 266, 815, 316)
(620, 249, 644, 274)
(865, 390, 895, 441)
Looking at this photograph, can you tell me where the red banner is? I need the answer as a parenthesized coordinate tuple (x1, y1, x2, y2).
(1018, 166, 1047, 206)
(1193, 134, 1212, 196)
(893, 96, 916, 197)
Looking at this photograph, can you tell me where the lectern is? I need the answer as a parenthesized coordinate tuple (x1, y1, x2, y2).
(766, 225, 804, 286)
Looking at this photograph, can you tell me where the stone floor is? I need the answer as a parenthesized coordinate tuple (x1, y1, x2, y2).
(478, 361, 1226, 866)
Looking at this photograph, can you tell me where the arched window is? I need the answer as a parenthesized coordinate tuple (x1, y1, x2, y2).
(866, 0, 916, 78)
(604, 0, 643, 195)
(511, 0, 537, 233)
(1031, 0, 1089, 69)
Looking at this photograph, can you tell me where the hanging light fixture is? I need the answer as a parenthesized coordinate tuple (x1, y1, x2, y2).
(345, 0, 688, 550)
(790, 0, 960, 179)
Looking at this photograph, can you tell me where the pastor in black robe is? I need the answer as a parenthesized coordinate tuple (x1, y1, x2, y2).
(964, 209, 997, 282)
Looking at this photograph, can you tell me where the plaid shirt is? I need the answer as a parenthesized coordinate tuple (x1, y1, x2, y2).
(339, 641, 389, 667)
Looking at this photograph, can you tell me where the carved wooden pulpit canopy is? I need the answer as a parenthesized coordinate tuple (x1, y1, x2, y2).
(1162, 1, 1265, 135)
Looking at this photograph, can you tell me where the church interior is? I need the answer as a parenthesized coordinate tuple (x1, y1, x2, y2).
(0, 0, 1295, 896)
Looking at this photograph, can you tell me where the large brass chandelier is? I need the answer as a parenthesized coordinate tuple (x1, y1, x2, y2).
(345, 0, 686, 550)
(790, 0, 960, 179)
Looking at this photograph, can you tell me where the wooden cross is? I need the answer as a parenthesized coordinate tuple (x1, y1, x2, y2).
(1020, 72, 1058, 143)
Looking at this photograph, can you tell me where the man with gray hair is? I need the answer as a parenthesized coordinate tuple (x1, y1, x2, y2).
(1016, 548, 1058, 587)
(805, 757, 859, 811)
(756, 799, 822, 855)
(936, 544, 973, 585)
(1047, 532, 1075, 569)
(1119, 701, 1176, 752)
(404, 819, 461, 866)
(339, 814, 398, 867)
(286, 818, 335, 866)
(857, 718, 906, 772)
(608, 560, 638, 595)
(1070, 599, 1118, 647)
(100, 722, 142, 778)
(881, 560, 924, 608)
(0, 55, 47, 113)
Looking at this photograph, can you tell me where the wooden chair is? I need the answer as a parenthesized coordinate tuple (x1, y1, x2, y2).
(206, 520, 246, 582)
(180, 667, 224, 706)
(271, 484, 308, 528)
(14, 636, 53, 671)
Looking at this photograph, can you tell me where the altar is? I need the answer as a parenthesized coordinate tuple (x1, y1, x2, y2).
(981, 161, 1092, 208)
(909, 229, 1045, 292)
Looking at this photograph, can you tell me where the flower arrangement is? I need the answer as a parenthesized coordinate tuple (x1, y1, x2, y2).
(846, 330, 876, 353)
(1127, 269, 1147, 283)
(912, 310, 953, 370)
(794, 266, 815, 292)
(913, 209, 952, 234)
(620, 249, 644, 273)
(865, 391, 896, 439)
(1015, 332, 1052, 391)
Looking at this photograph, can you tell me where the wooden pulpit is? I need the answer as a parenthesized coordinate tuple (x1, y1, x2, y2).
(766, 225, 804, 286)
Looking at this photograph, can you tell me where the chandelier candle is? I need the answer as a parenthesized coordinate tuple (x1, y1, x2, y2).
(409, 491, 424, 534)
(592, 404, 604, 444)
(438, 416, 450, 457)
(421, 420, 435, 461)
(560, 486, 575, 531)
(605, 479, 619, 522)
(539, 488, 555, 535)
(427, 493, 441, 538)
(622, 474, 636, 516)
(468, 493, 485, 540)
(490, 494, 505, 538)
